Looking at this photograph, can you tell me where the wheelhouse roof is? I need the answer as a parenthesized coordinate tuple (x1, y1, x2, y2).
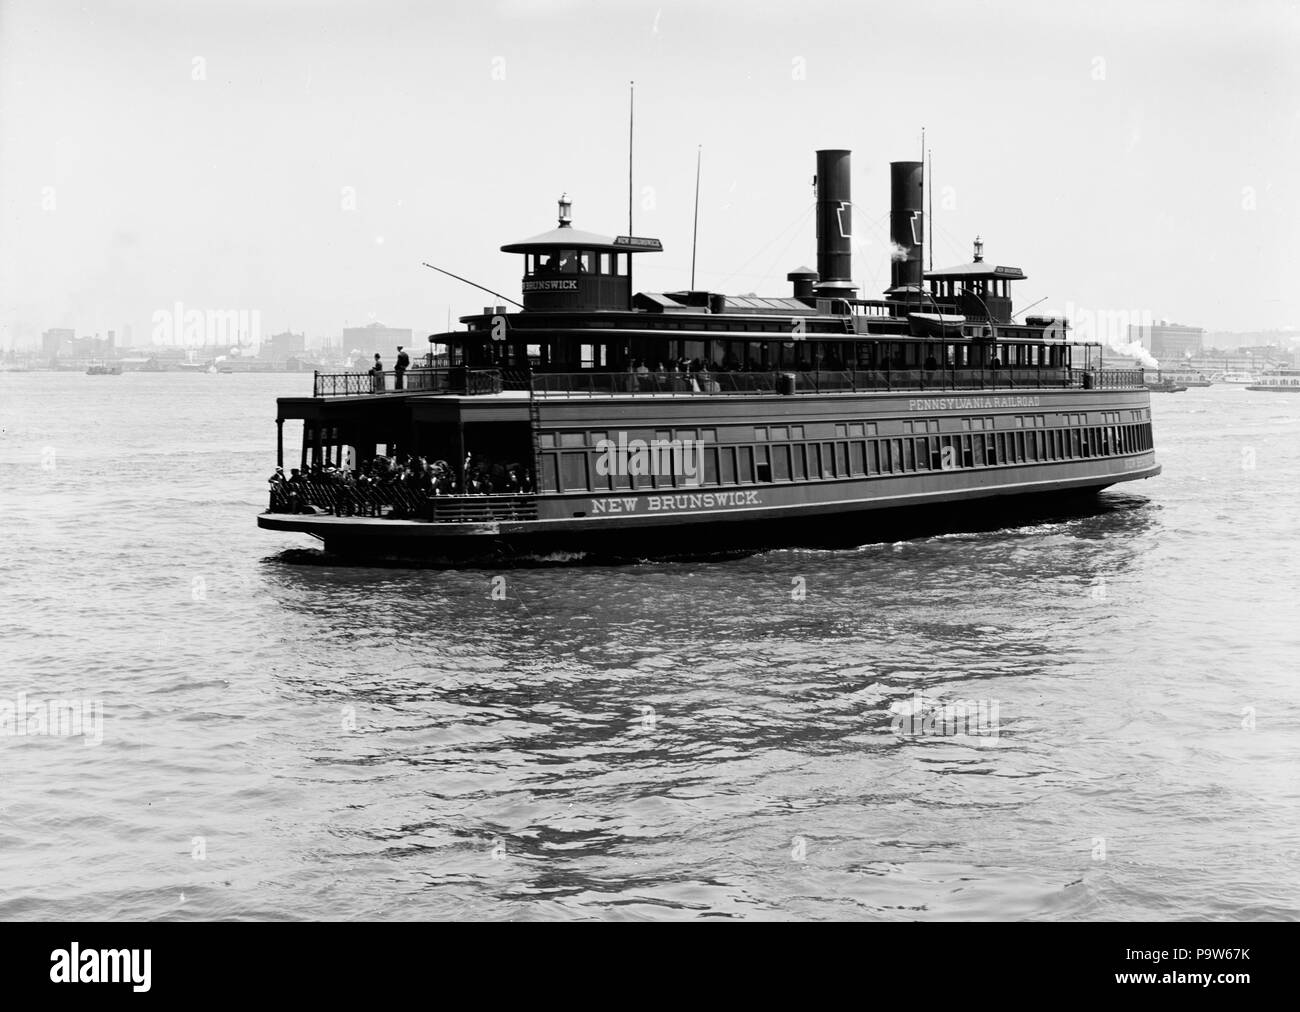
(501, 225, 660, 253)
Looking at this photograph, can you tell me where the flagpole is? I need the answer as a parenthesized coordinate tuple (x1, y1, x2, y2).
(691, 145, 702, 290)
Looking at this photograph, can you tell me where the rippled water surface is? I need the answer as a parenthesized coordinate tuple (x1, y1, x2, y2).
(2, 372, 1297, 920)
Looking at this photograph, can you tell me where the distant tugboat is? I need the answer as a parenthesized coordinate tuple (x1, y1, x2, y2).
(86, 362, 121, 375)
(1144, 373, 1188, 393)
(258, 147, 1160, 561)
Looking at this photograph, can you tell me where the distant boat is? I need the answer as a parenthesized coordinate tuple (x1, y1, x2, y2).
(1246, 370, 1300, 392)
(1219, 371, 1256, 385)
(1161, 369, 1211, 387)
(1144, 374, 1187, 393)
(86, 363, 121, 375)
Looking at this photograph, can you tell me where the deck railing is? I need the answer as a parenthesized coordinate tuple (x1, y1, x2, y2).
(313, 368, 503, 397)
(271, 481, 537, 522)
(530, 367, 1146, 397)
(312, 366, 1146, 399)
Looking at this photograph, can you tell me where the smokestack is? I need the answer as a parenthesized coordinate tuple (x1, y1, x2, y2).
(889, 160, 923, 298)
(813, 149, 856, 299)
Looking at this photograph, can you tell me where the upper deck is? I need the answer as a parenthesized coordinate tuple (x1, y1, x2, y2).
(309, 363, 1145, 401)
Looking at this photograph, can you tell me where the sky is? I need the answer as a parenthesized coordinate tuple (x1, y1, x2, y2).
(1, 0, 1297, 349)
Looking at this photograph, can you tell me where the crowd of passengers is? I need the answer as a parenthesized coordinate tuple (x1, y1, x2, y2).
(268, 453, 534, 514)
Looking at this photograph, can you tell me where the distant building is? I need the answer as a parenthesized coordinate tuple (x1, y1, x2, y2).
(1130, 321, 1204, 362)
(1201, 328, 1298, 352)
(42, 328, 75, 358)
(341, 322, 412, 363)
(266, 330, 306, 362)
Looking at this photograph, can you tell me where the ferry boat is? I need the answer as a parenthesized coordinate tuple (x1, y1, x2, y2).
(258, 148, 1160, 560)
(85, 362, 121, 375)
(1219, 371, 1257, 385)
(1246, 370, 1300, 392)
(1160, 370, 1211, 388)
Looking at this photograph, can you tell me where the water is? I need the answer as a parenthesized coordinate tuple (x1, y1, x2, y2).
(2, 372, 1297, 920)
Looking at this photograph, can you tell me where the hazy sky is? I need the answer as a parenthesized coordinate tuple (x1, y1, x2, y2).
(1, 0, 1296, 348)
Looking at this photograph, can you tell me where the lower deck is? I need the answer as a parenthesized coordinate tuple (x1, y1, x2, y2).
(262, 382, 1160, 556)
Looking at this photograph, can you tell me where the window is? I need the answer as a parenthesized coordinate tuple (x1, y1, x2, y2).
(792, 444, 806, 480)
(773, 445, 791, 480)
(720, 447, 736, 484)
(915, 437, 930, 469)
(850, 441, 866, 475)
(560, 452, 589, 491)
(739, 446, 755, 482)
(821, 442, 836, 478)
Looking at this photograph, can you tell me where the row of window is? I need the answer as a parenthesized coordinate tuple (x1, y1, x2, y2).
(540, 410, 1150, 450)
(540, 422, 1155, 493)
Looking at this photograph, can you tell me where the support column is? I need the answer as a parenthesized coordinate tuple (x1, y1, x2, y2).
(276, 418, 284, 468)
(456, 417, 466, 494)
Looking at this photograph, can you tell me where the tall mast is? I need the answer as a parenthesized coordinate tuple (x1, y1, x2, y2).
(927, 145, 934, 272)
(691, 145, 702, 290)
(628, 81, 635, 236)
(919, 127, 925, 305)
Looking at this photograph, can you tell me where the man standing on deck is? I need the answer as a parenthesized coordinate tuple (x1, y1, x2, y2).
(394, 346, 409, 390)
(370, 353, 385, 393)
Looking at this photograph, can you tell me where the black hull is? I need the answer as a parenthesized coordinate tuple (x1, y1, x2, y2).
(288, 484, 1127, 567)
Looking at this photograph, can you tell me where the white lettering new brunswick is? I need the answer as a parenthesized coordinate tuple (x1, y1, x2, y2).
(907, 395, 1042, 411)
(590, 491, 762, 514)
